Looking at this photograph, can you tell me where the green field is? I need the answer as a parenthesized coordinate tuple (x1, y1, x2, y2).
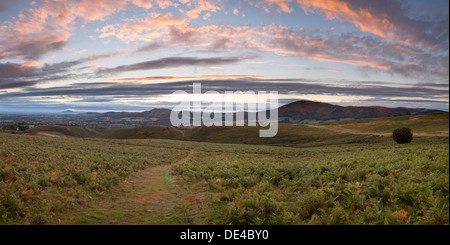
(0, 113, 448, 225)
(317, 112, 449, 136)
(172, 137, 448, 225)
(0, 134, 189, 224)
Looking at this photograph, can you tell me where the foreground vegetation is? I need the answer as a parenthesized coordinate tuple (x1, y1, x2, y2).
(0, 118, 448, 225)
(0, 134, 188, 224)
(172, 137, 449, 225)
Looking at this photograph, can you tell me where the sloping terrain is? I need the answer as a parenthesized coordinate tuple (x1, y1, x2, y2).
(310, 112, 449, 136)
(278, 100, 441, 123)
(24, 112, 449, 147)
(96, 125, 186, 140)
(27, 125, 108, 138)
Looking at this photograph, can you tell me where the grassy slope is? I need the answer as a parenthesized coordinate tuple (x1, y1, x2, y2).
(172, 136, 449, 225)
(29, 122, 377, 147)
(0, 133, 188, 224)
(27, 125, 108, 138)
(183, 124, 381, 147)
(96, 125, 185, 140)
(1, 129, 448, 224)
(316, 112, 449, 136)
(92, 112, 448, 147)
(23, 113, 448, 147)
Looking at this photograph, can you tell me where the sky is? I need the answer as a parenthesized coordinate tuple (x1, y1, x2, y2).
(0, 0, 449, 114)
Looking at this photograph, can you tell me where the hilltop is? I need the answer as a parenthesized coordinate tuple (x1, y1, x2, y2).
(278, 100, 441, 124)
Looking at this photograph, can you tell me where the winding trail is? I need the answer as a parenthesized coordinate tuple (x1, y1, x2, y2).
(63, 149, 210, 225)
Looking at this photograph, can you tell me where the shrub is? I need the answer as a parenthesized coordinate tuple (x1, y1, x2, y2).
(392, 128, 413, 144)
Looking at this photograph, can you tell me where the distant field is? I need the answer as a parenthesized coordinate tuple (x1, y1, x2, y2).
(18, 122, 381, 147)
(27, 125, 108, 138)
(96, 125, 186, 140)
(313, 112, 449, 136)
(17, 112, 449, 147)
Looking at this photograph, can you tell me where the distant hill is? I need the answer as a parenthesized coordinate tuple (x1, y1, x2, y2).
(278, 100, 441, 124)
(27, 125, 108, 138)
(95, 100, 442, 125)
(143, 108, 172, 118)
(100, 108, 171, 119)
(61, 109, 78, 114)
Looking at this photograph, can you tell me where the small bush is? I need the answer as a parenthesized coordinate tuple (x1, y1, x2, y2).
(392, 128, 413, 144)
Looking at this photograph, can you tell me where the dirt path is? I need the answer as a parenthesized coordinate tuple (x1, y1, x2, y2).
(62, 149, 211, 225)
(35, 132, 61, 137)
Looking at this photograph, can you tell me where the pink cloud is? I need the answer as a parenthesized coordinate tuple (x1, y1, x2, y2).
(81, 51, 129, 63)
(76, 0, 178, 20)
(0, 0, 169, 60)
(297, 0, 395, 39)
(184, 0, 221, 19)
(261, 0, 294, 13)
(132, 0, 154, 9)
(155, 0, 180, 9)
(265, 28, 448, 78)
(79, 65, 107, 70)
(0, 31, 71, 60)
(1, 0, 446, 81)
(97, 13, 186, 43)
(296, 0, 448, 51)
(0, 0, 75, 60)
(246, 0, 294, 13)
(0, 62, 38, 77)
(75, 0, 130, 21)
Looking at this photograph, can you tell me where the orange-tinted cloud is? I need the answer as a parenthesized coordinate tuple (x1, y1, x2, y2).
(182, 0, 221, 19)
(259, 0, 294, 13)
(264, 25, 449, 78)
(0, 0, 73, 60)
(79, 65, 107, 70)
(75, 0, 129, 21)
(245, 0, 295, 13)
(296, 0, 448, 51)
(117, 14, 445, 79)
(75, 0, 181, 21)
(1, 0, 447, 81)
(0, 31, 70, 60)
(0, 0, 174, 60)
(297, 0, 395, 39)
(97, 13, 186, 43)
